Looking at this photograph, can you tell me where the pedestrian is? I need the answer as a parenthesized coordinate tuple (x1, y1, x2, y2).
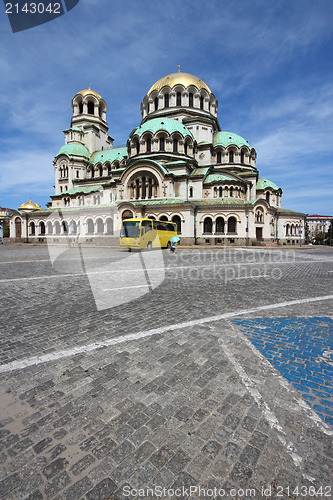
(170, 236, 180, 253)
(0, 225, 3, 244)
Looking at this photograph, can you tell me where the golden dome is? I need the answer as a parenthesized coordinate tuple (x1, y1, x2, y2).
(19, 198, 41, 211)
(148, 72, 212, 95)
(77, 83, 102, 100)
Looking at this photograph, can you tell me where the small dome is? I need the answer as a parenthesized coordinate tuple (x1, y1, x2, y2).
(133, 117, 194, 139)
(256, 178, 280, 191)
(19, 199, 41, 211)
(148, 72, 211, 95)
(213, 131, 252, 149)
(56, 143, 90, 158)
(77, 84, 102, 100)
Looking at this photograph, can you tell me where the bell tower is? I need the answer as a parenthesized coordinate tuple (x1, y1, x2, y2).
(71, 84, 113, 153)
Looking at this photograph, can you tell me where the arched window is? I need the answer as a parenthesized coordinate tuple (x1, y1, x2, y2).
(154, 97, 158, 111)
(54, 221, 61, 235)
(107, 166, 111, 176)
(46, 221, 53, 235)
(96, 218, 104, 234)
(228, 217, 237, 233)
(266, 191, 270, 204)
(189, 187, 193, 198)
(159, 137, 165, 151)
(184, 141, 188, 155)
(200, 96, 204, 110)
(217, 151, 222, 164)
(136, 141, 140, 154)
(40, 221, 45, 235)
(91, 168, 95, 178)
(203, 217, 213, 234)
(229, 150, 234, 163)
(216, 217, 225, 233)
(87, 219, 94, 234)
(286, 224, 290, 236)
(79, 102, 83, 114)
(146, 137, 151, 152)
(70, 220, 77, 234)
(173, 139, 178, 153)
(189, 93, 193, 107)
(256, 210, 263, 222)
(172, 215, 181, 234)
(219, 187, 223, 197)
(241, 151, 245, 164)
(62, 221, 69, 234)
(99, 166, 103, 177)
(148, 177, 153, 198)
(122, 210, 133, 220)
(136, 178, 140, 198)
(106, 218, 114, 234)
(176, 92, 181, 106)
(142, 176, 146, 198)
(164, 94, 169, 108)
(230, 187, 233, 197)
(159, 215, 168, 221)
(30, 222, 35, 236)
(87, 101, 94, 115)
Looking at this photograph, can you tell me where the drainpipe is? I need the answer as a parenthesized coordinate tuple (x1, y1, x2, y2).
(194, 204, 198, 245)
(276, 212, 279, 243)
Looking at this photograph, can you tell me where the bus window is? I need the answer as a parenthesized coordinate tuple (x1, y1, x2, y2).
(121, 220, 140, 238)
(166, 223, 176, 232)
(141, 220, 152, 233)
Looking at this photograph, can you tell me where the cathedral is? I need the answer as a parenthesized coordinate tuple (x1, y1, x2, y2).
(10, 71, 305, 245)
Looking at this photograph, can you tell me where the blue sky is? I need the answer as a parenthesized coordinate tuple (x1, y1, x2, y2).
(0, 0, 332, 214)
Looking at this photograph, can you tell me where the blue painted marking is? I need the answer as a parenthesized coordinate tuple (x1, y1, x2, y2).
(233, 317, 333, 428)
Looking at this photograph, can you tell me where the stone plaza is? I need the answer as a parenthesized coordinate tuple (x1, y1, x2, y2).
(0, 244, 332, 499)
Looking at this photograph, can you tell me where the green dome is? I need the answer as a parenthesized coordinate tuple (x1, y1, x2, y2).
(56, 143, 90, 158)
(91, 147, 128, 165)
(213, 131, 252, 149)
(256, 178, 280, 191)
(134, 118, 194, 139)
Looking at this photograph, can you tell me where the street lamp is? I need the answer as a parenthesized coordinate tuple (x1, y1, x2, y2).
(246, 213, 249, 247)
(299, 219, 302, 247)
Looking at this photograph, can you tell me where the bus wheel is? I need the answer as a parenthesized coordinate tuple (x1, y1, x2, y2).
(147, 242, 152, 251)
(128, 248, 132, 252)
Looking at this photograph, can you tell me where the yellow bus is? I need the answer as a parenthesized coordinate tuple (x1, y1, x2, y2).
(119, 218, 178, 251)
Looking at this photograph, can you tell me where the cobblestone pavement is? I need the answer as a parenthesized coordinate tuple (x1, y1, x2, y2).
(0, 245, 332, 499)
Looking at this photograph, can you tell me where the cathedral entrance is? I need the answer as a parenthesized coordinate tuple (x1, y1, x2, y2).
(256, 227, 263, 241)
(15, 217, 22, 238)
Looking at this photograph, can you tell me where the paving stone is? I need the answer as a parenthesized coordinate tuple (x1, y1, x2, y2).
(0, 472, 22, 497)
(42, 457, 69, 480)
(167, 449, 191, 474)
(91, 437, 117, 459)
(86, 477, 117, 499)
(44, 471, 71, 498)
(110, 440, 135, 464)
(70, 454, 96, 476)
(150, 445, 174, 470)
(63, 476, 93, 500)
(132, 441, 156, 464)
